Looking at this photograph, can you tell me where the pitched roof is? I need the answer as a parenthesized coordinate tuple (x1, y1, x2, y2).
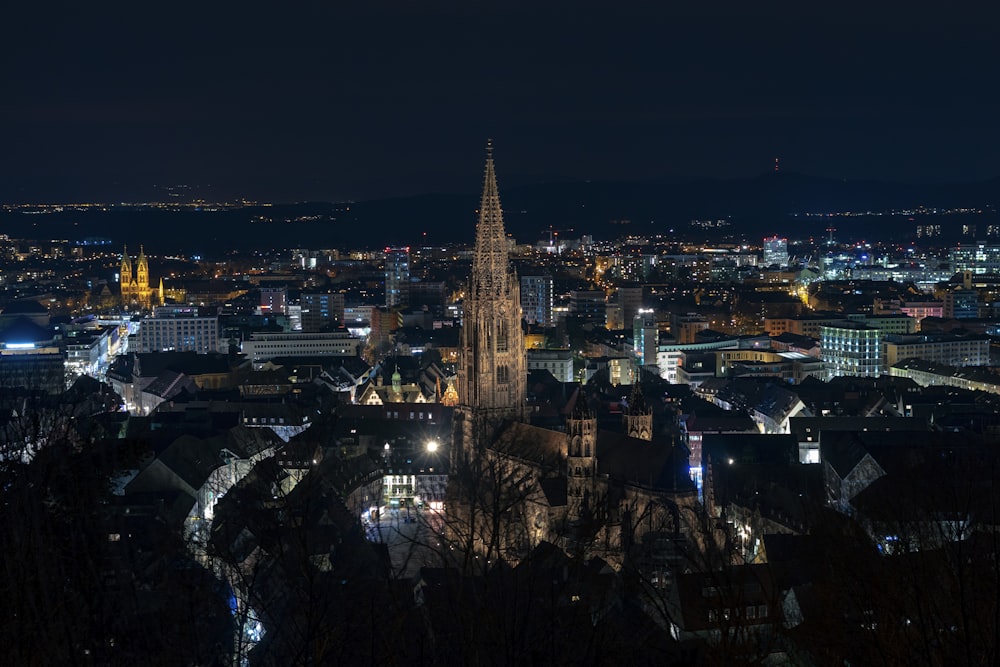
(596, 431, 694, 493)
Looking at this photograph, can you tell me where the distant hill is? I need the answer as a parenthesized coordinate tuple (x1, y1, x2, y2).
(3, 173, 998, 254)
(346, 172, 1000, 246)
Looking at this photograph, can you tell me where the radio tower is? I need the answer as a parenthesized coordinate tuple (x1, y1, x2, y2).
(774, 157, 780, 173)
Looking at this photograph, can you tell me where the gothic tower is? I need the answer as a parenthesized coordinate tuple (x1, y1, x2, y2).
(566, 399, 597, 523)
(119, 245, 154, 309)
(120, 245, 133, 300)
(454, 141, 527, 460)
(623, 381, 653, 440)
(136, 245, 149, 295)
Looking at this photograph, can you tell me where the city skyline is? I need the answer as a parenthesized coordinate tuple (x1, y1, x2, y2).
(1, 3, 999, 204)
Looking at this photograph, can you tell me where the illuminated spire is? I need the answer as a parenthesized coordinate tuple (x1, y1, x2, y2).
(471, 139, 510, 299)
(120, 245, 132, 287)
(136, 244, 149, 290)
(456, 140, 526, 420)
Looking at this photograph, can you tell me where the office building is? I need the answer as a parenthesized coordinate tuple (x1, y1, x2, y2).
(570, 290, 606, 325)
(820, 323, 883, 379)
(527, 348, 574, 383)
(241, 331, 360, 368)
(137, 307, 220, 354)
(301, 292, 345, 332)
(259, 287, 288, 315)
(949, 243, 1000, 275)
(883, 333, 990, 368)
(521, 275, 554, 327)
(385, 247, 410, 308)
(763, 236, 789, 268)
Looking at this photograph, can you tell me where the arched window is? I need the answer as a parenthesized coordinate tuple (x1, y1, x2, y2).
(584, 441, 591, 457)
(496, 321, 508, 352)
(497, 365, 509, 384)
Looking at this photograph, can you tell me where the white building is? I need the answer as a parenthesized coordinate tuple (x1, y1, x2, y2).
(241, 331, 360, 368)
(527, 349, 574, 383)
(137, 307, 220, 354)
(883, 334, 991, 368)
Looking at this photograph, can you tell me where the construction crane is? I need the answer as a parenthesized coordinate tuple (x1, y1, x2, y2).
(541, 226, 575, 253)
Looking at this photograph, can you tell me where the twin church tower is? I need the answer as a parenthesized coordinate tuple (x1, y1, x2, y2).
(120, 245, 164, 309)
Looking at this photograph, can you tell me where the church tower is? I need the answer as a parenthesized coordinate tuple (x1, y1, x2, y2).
(136, 245, 149, 296)
(454, 141, 527, 460)
(566, 399, 598, 523)
(623, 380, 653, 440)
(119, 245, 154, 309)
(120, 246, 133, 301)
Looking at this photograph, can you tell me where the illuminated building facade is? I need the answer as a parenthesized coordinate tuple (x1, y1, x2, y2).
(385, 247, 410, 308)
(520, 274, 554, 327)
(120, 245, 156, 309)
(820, 323, 883, 379)
(453, 141, 527, 458)
(763, 236, 789, 268)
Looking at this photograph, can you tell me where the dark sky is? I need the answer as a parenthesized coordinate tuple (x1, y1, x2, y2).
(2, 1, 999, 203)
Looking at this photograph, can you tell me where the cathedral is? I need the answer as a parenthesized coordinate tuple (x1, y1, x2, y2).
(447, 143, 697, 570)
(119, 245, 163, 309)
(452, 140, 528, 465)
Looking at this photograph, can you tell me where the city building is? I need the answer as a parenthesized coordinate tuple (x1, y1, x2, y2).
(300, 292, 346, 332)
(385, 246, 410, 308)
(0, 318, 64, 393)
(889, 358, 1000, 395)
(949, 243, 1000, 274)
(569, 290, 606, 326)
(633, 311, 658, 369)
(137, 306, 220, 354)
(899, 300, 944, 322)
(944, 289, 979, 319)
(241, 331, 360, 368)
(521, 275, 554, 327)
(763, 236, 789, 268)
(616, 286, 644, 328)
(883, 333, 991, 368)
(259, 287, 288, 315)
(527, 348, 574, 383)
(672, 313, 710, 344)
(820, 323, 883, 379)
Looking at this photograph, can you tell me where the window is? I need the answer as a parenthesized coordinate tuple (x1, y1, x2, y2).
(746, 605, 756, 620)
(497, 365, 509, 384)
(708, 609, 718, 622)
(496, 322, 508, 352)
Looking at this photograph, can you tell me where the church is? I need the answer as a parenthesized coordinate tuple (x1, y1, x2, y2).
(119, 245, 163, 309)
(447, 143, 697, 570)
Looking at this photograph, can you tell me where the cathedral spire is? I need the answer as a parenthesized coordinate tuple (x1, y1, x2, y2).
(456, 140, 527, 426)
(472, 139, 511, 300)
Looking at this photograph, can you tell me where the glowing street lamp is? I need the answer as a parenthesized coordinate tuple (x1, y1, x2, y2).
(426, 440, 439, 453)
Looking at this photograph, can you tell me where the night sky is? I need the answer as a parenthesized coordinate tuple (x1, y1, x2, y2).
(2, 2, 999, 203)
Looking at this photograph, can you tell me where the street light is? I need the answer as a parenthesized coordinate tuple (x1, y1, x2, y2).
(426, 440, 439, 453)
